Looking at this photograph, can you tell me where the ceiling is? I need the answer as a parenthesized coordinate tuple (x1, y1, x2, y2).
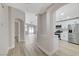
(4, 3, 52, 25)
(6, 3, 52, 14)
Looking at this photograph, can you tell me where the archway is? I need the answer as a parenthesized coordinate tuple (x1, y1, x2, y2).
(55, 3, 79, 56)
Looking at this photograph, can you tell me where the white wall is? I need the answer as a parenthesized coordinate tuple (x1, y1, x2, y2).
(37, 13, 47, 34)
(37, 12, 59, 55)
(20, 20, 25, 41)
(0, 5, 9, 55)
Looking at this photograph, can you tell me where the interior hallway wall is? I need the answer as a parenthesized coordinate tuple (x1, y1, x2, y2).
(20, 20, 25, 41)
(37, 12, 59, 55)
(0, 5, 9, 55)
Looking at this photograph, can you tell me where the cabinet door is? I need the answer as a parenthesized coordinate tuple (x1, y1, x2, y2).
(75, 24, 79, 33)
(61, 31, 68, 41)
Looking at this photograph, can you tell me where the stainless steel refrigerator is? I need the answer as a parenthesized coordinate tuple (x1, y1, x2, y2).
(68, 24, 79, 44)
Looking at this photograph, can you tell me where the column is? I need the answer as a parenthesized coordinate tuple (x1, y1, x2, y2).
(37, 11, 59, 55)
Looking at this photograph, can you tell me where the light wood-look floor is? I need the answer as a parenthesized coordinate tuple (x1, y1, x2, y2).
(7, 41, 47, 56)
(7, 41, 26, 56)
(7, 34, 79, 56)
(53, 40, 79, 56)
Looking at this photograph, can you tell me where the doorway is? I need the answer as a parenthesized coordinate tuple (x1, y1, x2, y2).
(15, 20, 20, 47)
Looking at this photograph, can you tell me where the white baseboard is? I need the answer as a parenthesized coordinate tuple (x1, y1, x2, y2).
(0, 50, 9, 56)
(8, 45, 15, 50)
(36, 43, 58, 56)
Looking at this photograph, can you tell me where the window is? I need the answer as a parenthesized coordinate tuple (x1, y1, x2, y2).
(25, 25, 27, 31)
(29, 27, 34, 34)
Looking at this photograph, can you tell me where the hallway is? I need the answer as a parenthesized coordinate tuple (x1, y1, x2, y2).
(7, 34, 47, 56)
